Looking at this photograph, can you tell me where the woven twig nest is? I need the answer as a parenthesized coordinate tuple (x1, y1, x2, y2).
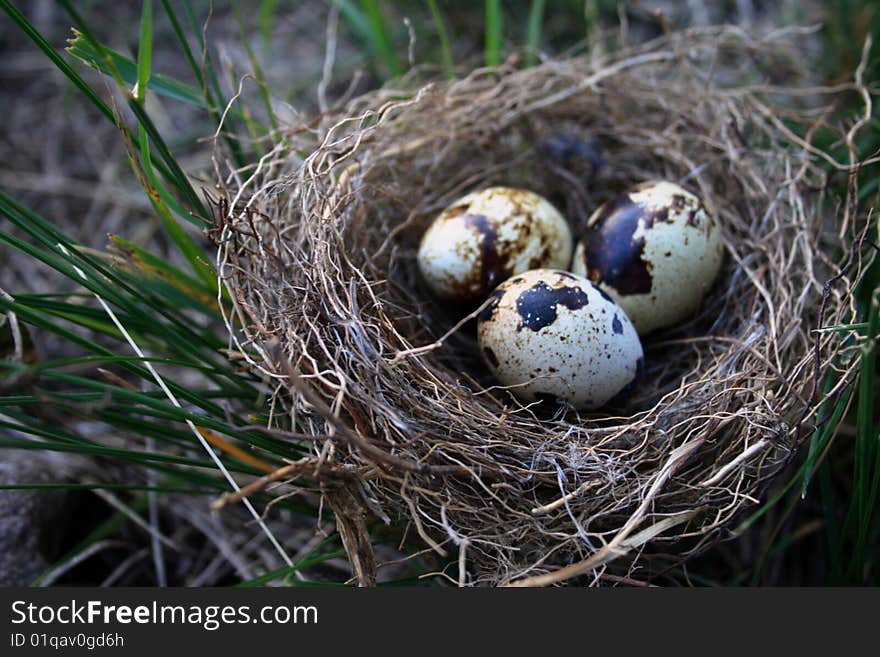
(215, 29, 866, 586)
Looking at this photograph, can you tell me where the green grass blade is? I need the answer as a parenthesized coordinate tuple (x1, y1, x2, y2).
(136, 0, 154, 105)
(334, 0, 372, 43)
(816, 322, 870, 333)
(525, 0, 546, 66)
(232, 0, 277, 134)
(334, 0, 387, 78)
(361, 0, 402, 77)
(14, 353, 224, 377)
(2, 360, 297, 460)
(0, 227, 229, 379)
(124, 96, 208, 220)
(0, 434, 223, 472)
(849, 284, 878, 577)
(737, 381, 855, 533)
(108, 234, 219, 311)
(583, 0, 600, 47)
(818, 460, 843, 582)
(0, 483, 213, 495)
(0, 290, 130, 359)
(57, 0, 208, 219)
(160, 0, 206, 91)
(0, 0, 115, 124)
(181, 0, 233, 113)
(4, 364, 235, 437)
(485, 0, 503, 67)
(131, 1, 214, 286)
(0, 0, 167, 187)
(66, 30, 206, 108)
(258, 0, 280, 51)
(236, 550, 349, 587)
(178, 0, 248, 168)
(159, 0, 247, 167)
(802, 374, 854, 497)
(427, 0, 454, 78)
(235, 533, 344, 586)
(0, 193, 239, 375)
(0, 399, 279, 478)
(14, 290, 238, 396)
(859, 176, 880, 200)
(128, 122, 217, 286)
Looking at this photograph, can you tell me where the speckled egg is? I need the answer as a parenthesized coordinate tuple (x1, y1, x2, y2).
(477, 269, 644, 410)
(571, 181, 724, 334)
(417, 187, 573, 303)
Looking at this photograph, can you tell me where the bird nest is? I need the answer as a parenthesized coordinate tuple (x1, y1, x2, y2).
(213, 28, 868, 586)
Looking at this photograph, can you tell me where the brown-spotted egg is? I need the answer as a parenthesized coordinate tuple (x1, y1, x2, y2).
(417, 187, 573, 303)
(572, 181, 723, 334)
(477, 269, 644, 410)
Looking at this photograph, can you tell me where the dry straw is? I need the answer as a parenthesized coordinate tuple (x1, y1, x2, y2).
(211, 27, 872, 586)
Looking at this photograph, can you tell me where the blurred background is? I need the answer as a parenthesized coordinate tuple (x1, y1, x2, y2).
(0, 0, 878, 586)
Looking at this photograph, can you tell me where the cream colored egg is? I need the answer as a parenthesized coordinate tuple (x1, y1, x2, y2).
(477, 269, 644, 410)
(572, 181, 723, 334)
(417, 187, 573, 303)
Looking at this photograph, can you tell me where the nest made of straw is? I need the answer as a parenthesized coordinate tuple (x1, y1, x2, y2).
(214, 28, 868, 586)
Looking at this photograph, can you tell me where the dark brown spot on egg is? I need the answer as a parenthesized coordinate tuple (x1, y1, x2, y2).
(519, 215, 533, 238)
(642, 206, 670, 229)
(464, 213, 514, 295)
(483, 346, 500, 368)
(515, 281, 590, 332)
(500, 187, 537, 209)
(690, 200, 714, 234)
(612, 314, 623, 335)
(478, 288, 505, 322)
(529, 243, 552, 270)
(704, 204, 715, 226)
(582, 195, 654, 296)
(671, 194, 687, 210)
(443, 203, 470, 218)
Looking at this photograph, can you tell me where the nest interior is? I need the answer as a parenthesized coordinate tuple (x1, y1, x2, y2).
(216, 30, 864, 586)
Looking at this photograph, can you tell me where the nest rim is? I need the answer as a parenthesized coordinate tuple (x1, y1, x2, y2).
(215, 28, 867, 586)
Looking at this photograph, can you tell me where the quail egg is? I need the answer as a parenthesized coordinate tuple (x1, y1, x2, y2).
(417, 187, 573, 303)
(477, 269, 644, 410)
(572, 181, 723, 334)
